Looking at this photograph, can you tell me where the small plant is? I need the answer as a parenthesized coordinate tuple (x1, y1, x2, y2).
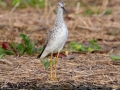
(68, 38, 102, 53)
(84, 8, 95, 15)
(0, 42, 15, 59)
(105, 9, 112, 15)
(0, 34, 42, 59)
(68, 42, 87, 52)
(41, 58, 57, 69)
(88, 38, 102, 52)
(84, 7, 101, 15)
(16, 34, 35, 55)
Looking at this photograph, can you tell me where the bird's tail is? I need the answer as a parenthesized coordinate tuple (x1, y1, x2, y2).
(37, 43, 47, 59)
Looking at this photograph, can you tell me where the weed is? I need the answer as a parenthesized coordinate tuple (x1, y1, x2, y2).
(105, 9, 112, 15)
(68, 38, 102, 53)
(0, 34, 40, 59)
(84, 7, 101, 15)
(110, 54, 120, 61)
(0, 45, 15, 59)
(84, 8, 95, 15)
(15, 34, 35, 56)
(89, 38, 102, 52)
(41, 58, 57, 69)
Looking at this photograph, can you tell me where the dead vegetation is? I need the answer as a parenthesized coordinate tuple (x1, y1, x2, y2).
(0, 0, 120, 89)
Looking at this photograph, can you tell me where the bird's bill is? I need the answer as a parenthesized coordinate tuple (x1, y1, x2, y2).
(62, 7, 67, 13)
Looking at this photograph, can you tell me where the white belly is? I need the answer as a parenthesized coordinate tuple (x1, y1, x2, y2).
(47, 27, 68, 52)
(40, 26, 68, 59)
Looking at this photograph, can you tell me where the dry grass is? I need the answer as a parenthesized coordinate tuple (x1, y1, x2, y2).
(0, 54, 120, 89)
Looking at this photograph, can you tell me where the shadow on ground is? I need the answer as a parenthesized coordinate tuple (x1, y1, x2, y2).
(0, 81, 120, 90)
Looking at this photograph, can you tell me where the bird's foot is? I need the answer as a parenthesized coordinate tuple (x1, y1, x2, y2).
(52, 74, 57, 81)
(53, 77, 57, 81)
(50, 77, 54, 81)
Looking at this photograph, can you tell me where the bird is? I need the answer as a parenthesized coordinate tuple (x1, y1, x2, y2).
(37, 1, 68, 80)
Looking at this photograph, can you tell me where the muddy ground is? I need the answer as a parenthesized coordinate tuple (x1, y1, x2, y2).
(0, 0, 120, 90)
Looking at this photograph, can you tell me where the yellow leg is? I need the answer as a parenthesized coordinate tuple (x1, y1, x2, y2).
(54, 52, 60, 80)
(50, 52, 53, 80)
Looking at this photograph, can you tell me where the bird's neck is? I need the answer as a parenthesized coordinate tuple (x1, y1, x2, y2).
(55, 7, 64, 24)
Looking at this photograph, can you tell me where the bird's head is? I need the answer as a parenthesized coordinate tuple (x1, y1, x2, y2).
(58, 2, 67, 13)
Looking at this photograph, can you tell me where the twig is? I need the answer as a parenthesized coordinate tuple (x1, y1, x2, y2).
(78, 17, 101, 31)
(43, 0, 48, 20)
(98, 0, 108, 17)
(8, 2, 20, 43)
(75, 2, 80, 14)
(87, 18, 94, 28)
(77, 25, 101, 31)
(79, 17, 89, 27)
(72, 19, 79, 31)
(9, 2, 20, 30)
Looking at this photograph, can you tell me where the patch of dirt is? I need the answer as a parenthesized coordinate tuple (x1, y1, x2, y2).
(0, 0, 120, 89)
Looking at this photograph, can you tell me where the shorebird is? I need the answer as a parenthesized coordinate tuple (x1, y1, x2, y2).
(37, 1, 68, 80)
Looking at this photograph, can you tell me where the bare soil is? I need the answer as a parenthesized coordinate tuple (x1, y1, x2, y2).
(0, 0, 120, 90)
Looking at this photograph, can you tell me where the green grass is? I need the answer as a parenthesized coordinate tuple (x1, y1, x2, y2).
(84, 7, 112, 16)
(84, 7, 101, 15)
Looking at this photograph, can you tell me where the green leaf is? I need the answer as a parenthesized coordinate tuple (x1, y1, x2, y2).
(68, 42, 81, 52)
(20, 34, 30, 45)
(44, 60, 50, 69)
(20, 34, 35, 55)
(110, 55, 120, 61)
(88, 47, 94, 52)
(15, 43, 25, 56)
(41, 58, 58, 69)
(0, 46, 6, 53)
(20, 34, 26, 38)
(68, 40, 102, 53)
(90, 38, 98, 45)
(0, 46, 15, 55)
(89, 38, 102, 52)
(0, 53, 6, 59)
(36, 46, 43, 53)
(80, 45, 88, 52)
(4, 50, 15, 55)
(26, 43, 35, 55)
